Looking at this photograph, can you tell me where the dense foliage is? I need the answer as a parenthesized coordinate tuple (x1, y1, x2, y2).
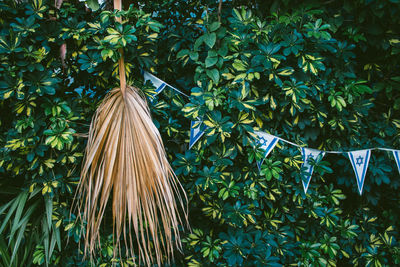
(1, 0, 400, 266)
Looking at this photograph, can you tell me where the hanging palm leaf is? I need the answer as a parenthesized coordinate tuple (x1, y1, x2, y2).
(73, 1, 188, 265)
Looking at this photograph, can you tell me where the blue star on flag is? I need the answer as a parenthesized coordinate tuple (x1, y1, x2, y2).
(254, 131, 279, 170)
(300, 148, 325, 194)
(356, 156, 363, 166)
(259, 136, 268, 146)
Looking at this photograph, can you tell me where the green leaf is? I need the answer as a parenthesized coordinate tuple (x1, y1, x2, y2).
(0, 195, 21, 235)
(10, 192, 28, 240)
(86, 0, 100, 11)
(9, 201, 38, 265)
(206, 69, 220, 84)
(204, 33, 216, 48)
(177, 49, 189, 59)
(233, 60, 247, 71)
(45, 196, 52, 232)
(189, 51, 199, 61)
(205, 56, 218, 68)
(194, 35, 204, 51)
(209, 22, 221, 32)
(277, 67, 294, 76)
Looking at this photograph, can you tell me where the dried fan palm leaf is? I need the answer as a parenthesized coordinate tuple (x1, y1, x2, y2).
(75, 86, 187, 266)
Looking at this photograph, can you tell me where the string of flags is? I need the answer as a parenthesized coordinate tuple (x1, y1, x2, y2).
(143, 71, 400, 196)
(143, 70, 204, 148)
(254, 131, 400, 195)
(143, 70, 189, 97)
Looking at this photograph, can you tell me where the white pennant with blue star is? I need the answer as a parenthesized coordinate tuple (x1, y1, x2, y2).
(254, 131, 279, 170)
(143, 71, 167, 95)
(189, 120, 207, 149)
(348, 149, 371, 195)
(393, 150, 400, 175)
(301, 148, 325, 194)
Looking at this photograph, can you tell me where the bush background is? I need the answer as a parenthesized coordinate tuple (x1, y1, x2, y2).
(0, 0, 400, 266)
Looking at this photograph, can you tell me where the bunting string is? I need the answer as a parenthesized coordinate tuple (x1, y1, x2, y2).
(142, 71, 400, 195)
(143, 70, 189, 98)
(142, 70, 399, 154)
(269, 135, 398, 154)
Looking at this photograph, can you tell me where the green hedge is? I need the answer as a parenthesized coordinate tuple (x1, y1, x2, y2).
(1, 0, 400, 266)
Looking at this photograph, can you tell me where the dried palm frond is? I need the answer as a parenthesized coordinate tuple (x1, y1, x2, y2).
(75, 86, 187, 266)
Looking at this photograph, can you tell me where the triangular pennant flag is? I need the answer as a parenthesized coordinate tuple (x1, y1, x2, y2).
(254, 131, 279, 170)
(348, 149, 371, 195)
(301, 148, 325, 194)
(189, 120, 206, 149)
(393, 150, 400, 175)
(143, 71, 167, 95)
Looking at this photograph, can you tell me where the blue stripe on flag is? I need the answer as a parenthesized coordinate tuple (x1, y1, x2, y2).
(301, 148, 325, 194)
(302, 148, 316, 177)
(393, 150, 400, 175)
(349, 153, 361, 192)
(257, 137, 279, 169)
(156, 83, 166, 93)
(189, 121, 206, 149)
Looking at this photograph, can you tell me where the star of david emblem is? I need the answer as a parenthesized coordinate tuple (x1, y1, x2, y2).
(307, 153, 314, 162)
(356, 156, 363, 167)
(259, 136, 268, 146)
